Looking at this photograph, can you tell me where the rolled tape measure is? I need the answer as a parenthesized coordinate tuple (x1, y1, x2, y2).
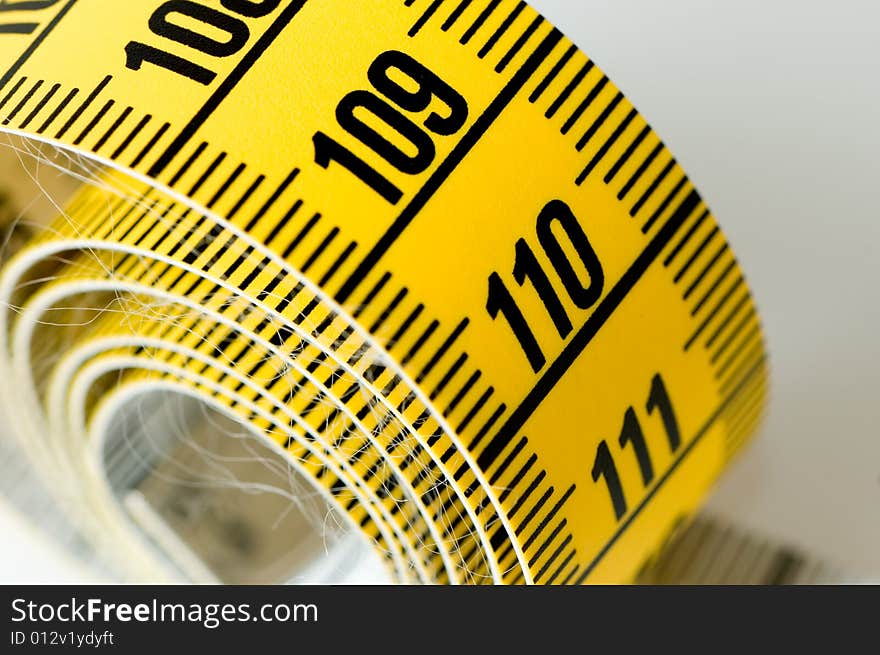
(0, 0, 768, 584)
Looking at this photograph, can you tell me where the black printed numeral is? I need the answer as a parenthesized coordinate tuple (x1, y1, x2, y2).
(592, 373, 681, 521)
(487, 199, 604, 372)
(0, 0, 62, 35)
(124, 0, 282, 85)
(313, 50, 468, 204)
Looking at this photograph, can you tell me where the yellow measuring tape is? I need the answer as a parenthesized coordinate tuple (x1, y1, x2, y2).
(0, 0, 768, 584)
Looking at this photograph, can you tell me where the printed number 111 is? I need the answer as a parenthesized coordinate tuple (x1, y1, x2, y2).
(592, 373, 681, 521)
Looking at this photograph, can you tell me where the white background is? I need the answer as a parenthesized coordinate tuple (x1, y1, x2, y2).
(1, 0, 878, 580)
(531, 0, 880, 573)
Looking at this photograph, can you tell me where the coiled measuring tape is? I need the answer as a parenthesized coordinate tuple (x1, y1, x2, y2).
(0, 0, 768, 584)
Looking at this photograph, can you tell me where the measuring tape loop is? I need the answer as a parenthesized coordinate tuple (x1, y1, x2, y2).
(0, 0, 768, 584)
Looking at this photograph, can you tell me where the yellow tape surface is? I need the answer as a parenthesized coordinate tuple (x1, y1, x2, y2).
(0, 0, 768, 583)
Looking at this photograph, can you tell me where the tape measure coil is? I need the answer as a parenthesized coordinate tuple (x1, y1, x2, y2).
(0, 0, 769, 584)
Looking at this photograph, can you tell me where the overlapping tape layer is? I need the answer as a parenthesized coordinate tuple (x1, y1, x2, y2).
(0, 0, 768, 583)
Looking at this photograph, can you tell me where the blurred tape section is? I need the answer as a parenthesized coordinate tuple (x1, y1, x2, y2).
(638, 515, 845, 585)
